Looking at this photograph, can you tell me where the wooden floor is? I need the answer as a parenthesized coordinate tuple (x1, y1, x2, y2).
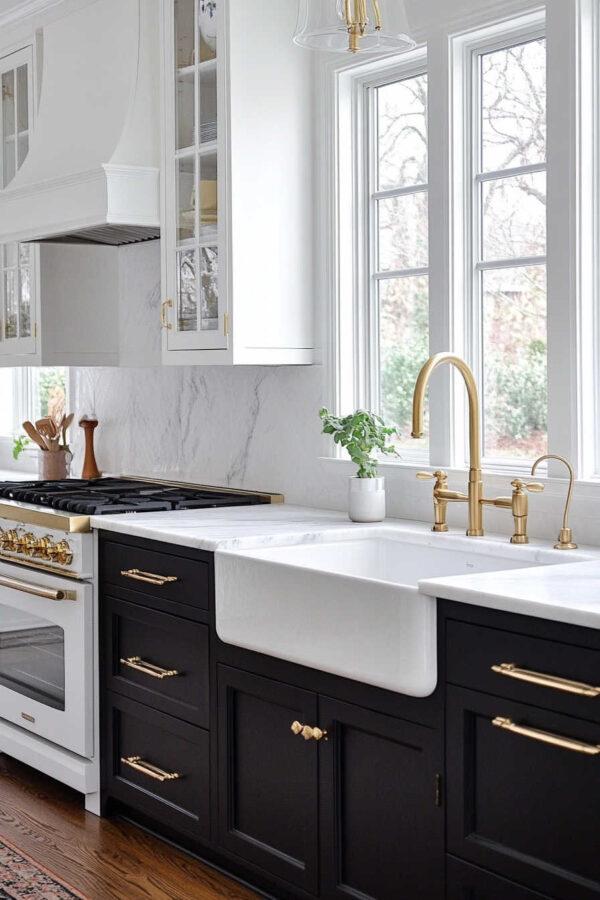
(0, 755, 260, 900)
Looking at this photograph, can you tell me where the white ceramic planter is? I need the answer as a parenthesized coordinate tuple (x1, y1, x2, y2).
(348, 476, 385, 523)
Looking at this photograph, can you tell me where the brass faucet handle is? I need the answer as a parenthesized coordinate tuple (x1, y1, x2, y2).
(511, 480, 544, 494)
(417, 471, 450, 533)
(417, 470, 448, 487)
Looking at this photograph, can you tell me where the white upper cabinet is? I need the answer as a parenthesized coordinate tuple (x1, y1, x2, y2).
(160, 0, 315, 365)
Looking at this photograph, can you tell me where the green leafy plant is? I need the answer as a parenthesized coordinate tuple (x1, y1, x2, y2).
(12, 435, 30, 460)
(319, 408, 398, 478)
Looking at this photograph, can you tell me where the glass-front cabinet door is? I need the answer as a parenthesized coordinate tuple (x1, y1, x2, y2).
(162, 0, 227, 352)
(0, 47, 37, 361)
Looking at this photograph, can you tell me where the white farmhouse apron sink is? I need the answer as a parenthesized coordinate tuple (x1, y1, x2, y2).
(214, 529, 572, 697)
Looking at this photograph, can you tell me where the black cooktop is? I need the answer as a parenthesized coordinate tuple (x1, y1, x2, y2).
(0, 478, 270, 516)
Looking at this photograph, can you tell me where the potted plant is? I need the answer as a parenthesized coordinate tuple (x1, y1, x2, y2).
(320, 408, 398, 522)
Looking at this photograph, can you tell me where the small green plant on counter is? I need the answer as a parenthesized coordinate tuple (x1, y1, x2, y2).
(12, 435, 30, 460)
(319, 408, 398, 478)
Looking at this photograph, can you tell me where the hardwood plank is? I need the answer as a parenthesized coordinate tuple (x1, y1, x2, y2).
(0, 755, 259, 900)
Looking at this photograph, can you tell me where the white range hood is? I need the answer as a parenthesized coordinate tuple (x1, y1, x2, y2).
(0, 0, 160, 245)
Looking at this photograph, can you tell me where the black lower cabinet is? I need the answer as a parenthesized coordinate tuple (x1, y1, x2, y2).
(104, 692, 210, 841)
(319, 697, 443, 900)
(447, 857, 555, 900)
(217, 665, 320, 895)
(447, 684, 600, 900)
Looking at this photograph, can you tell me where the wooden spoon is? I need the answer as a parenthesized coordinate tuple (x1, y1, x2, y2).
(61, 412, 74, 449)
(36, 418, 60, 451)
(22, 421, 48, 451)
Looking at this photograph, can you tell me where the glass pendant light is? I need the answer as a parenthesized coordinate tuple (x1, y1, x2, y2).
(294, 0, 415, 54)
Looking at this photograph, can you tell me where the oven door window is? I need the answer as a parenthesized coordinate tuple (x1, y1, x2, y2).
(0, 603, 65, 710)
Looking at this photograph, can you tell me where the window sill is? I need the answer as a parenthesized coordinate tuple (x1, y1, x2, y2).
(318, 456, 600, 501)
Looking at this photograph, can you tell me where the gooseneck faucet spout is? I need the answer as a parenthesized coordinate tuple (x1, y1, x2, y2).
(412, 353, 484, 536)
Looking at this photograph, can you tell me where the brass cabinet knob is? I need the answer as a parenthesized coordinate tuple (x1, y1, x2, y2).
(291, 720, 328, 742)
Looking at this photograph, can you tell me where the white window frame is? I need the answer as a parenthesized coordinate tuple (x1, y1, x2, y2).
(332, 47, 430, 465)
(452, 13, 548, 476)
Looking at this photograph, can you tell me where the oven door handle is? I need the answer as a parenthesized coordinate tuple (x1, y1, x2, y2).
(0, 574, 76, 602)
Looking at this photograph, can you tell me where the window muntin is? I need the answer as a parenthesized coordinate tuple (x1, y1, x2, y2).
(473, 37, 548, 462)
(368, 71, 429, 451)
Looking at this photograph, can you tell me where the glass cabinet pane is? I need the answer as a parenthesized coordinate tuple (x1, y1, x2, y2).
(198, 1, 217, 61)
(175, 0, 195, 68)
(177, 156, 196, 242)
(19, 243, 31, 338)
(2, 69, 15, 187)
(176, 76, 194, 149)
(16, 65, 28, 131)
(169, 1, 224, 350)
(200, 246, 218, 330)
(177, 248, 198, 331)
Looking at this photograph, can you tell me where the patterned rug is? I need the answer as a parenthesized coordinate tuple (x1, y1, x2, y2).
(0, 837, 87, 899)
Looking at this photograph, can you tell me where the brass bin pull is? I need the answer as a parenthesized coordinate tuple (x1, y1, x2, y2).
(120, 568, 178, 587)
(120, 656, 180, 680)
(291, 721, 327, 742)
(0, 573, 76, 602)
(121, 755, 181, 782)
(492, 717, 600, 756)
(492, 662, 600, 697)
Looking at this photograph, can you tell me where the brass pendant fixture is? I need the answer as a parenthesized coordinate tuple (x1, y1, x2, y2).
(294, 0, 415, 54)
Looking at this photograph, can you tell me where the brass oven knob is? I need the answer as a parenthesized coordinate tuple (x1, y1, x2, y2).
(21, 533, 38, 555)
(2, 529, 19, 551)
(35, 536, 52, 558)
(49, 540, 73, 566)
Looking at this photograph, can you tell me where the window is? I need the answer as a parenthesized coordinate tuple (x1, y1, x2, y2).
(470, 37, 547, 463)
(0, 368, 68, 440)
(370, 71, 429, 452)
(333, 15, 549, 473)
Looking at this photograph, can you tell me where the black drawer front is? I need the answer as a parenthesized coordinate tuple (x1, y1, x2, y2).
(104, 693, 210, 841)
(105, 596, 209, 728)
(446, 619, 600, 723)
(101, 540, 210, 612)
(447, 685, 600, 900)
(447, 857, 554, 900)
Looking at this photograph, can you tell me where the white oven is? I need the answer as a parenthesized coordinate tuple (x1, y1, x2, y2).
(0, 560, 94, 758)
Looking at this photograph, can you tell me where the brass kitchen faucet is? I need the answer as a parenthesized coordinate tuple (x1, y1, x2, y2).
(412, 353, 544, 542)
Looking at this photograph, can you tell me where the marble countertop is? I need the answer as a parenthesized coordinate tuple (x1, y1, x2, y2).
(91, 503, 600, 628)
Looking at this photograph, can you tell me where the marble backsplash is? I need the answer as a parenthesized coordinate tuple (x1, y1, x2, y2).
(69, 364, 337, 507)
(65, 363, 600, 548)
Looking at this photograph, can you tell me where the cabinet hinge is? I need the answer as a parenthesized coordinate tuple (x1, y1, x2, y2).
(435, 773, 442, 808)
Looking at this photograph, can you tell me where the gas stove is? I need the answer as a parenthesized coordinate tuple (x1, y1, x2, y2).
(0, 476, 282, 577)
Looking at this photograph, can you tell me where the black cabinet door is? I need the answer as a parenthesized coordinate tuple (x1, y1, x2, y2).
(217, 665, 319, 895)
(446, 857, 554, 900)
(319, 696, 444, 900)
(447, 686, 600, 900)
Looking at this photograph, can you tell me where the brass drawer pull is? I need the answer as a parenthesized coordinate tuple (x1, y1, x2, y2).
(0, 573, 76, 602)
(121, 755, 181, 782)
(291, 720, 328, 742)
(492, 662, 600, 697)
(119, 656, 180, 680)
(492, 717, 600, 756)
(120, 568, 178, 587)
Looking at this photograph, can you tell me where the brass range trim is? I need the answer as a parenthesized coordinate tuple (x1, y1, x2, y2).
(0, 501, 90, 533)
(122, 475, 284, 504)
(0, 551, 81, 580)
